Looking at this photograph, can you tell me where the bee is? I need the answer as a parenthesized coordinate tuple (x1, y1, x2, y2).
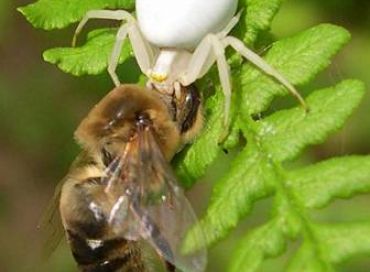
(40, 84, 206, 272)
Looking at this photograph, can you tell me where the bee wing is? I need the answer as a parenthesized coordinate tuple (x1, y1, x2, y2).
(38, 152, 96, 258)
(37, 179, 65, 258)
(100, 127, 206, 272)
(99, 141, 144, 240)
(132, 185, 207, 272)
(129, 128, 207, 272)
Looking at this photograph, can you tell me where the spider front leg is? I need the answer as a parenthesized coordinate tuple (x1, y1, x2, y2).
(72, 10, 133, 47)
(72, 10, 157, 86)
(182, 32, 308, 137)
(223, 36, 308, 111)
(109, 20, 158, 86)
(108, 24, 129, 86)
(181, 34, 232, 131)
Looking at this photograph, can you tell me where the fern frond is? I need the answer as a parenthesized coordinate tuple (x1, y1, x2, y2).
(18, 0, 370, 270)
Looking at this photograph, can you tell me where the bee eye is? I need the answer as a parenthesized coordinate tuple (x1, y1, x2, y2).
(101, 148, 113, 167)
(180, 85, 200, 133)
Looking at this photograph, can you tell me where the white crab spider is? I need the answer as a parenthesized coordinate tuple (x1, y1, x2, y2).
(73, 0, 307, 128)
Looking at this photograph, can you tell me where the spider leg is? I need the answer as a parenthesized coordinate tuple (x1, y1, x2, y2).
(73, 9, 157, 87)
(72, 10, 135, 46)
(108, 21, 157, 86)
(108, 24, 129, 87)
(224, 36, 308, 111)
(127, 22, 158, 76)
(210, 36, 232, 130)
(180, 36, 215, 85)
(218, 9, 243, 38)
(181, 35, 232, 131)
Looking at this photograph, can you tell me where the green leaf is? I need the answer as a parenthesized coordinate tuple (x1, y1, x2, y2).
(227, 154, 370, 272)
(287, 222, 370, 271)
(241, 24, 351, 115)
(18, 0, 134, 30)
(288, 156, 370, 209)
(286, 241, 333, 272)
(18, 1, 370, 270)
(315, 222, 370, 263)
(243, 0, 282, 44)
(196, 79, 367, 270)
(184, 144, 276, 250)
(228, 220, 286, 272)
(228, 193, 302, 272)
(43, 28, 132, 76)
(182, 28, 365, 262)
(259, 80, 365, 162)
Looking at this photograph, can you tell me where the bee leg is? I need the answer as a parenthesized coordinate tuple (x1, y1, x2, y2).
(223, 36, 308, 112)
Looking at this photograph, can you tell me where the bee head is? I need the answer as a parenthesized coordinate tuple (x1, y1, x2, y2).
(75, 85, 181, 160)
(155, 84, 203, 145)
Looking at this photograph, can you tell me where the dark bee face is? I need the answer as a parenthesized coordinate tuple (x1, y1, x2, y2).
(155, 84, 203, 145)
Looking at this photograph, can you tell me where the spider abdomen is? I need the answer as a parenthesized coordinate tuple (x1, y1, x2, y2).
(136, 0, 238, 49)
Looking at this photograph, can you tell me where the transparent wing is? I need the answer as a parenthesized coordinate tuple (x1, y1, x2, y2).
(38, 152, 103, 257)
(98, 139, 143, 241)
(130, 127, 207, 272)
(131, 186, 207, 272)
(37, 178, 65, 258)
(100, 126, 207, 271)
(97, 125, 206, 272)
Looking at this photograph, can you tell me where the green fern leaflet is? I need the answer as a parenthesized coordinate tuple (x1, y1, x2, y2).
(19, 0, 369, 271)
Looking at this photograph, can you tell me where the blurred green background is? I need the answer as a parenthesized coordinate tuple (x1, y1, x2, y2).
(1, 0, 369, 271)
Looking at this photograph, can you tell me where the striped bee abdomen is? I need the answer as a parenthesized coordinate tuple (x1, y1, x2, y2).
(67, 230, 146, 272)
(60, 173, 148, 272)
